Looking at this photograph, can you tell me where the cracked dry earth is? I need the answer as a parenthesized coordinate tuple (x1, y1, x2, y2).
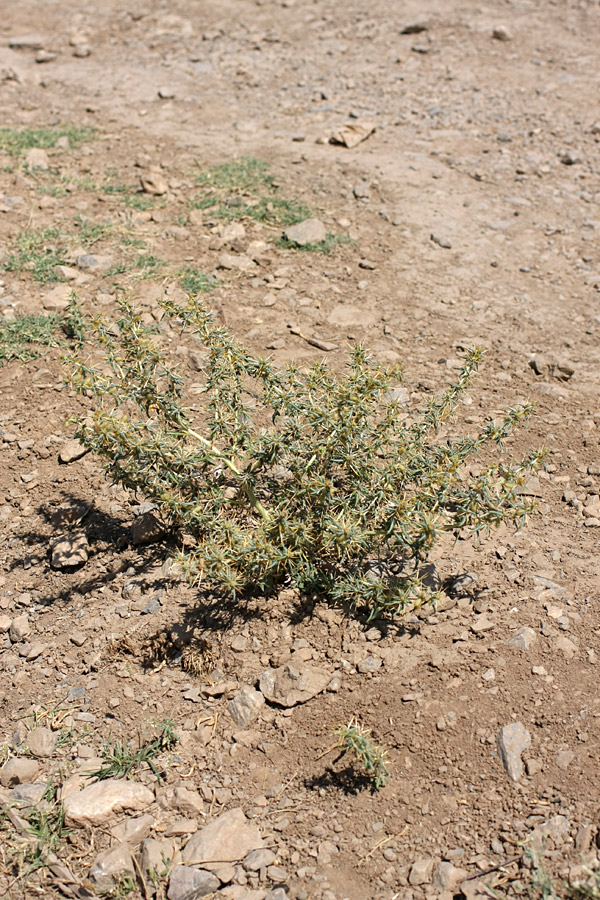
(0, 0, 600, 899)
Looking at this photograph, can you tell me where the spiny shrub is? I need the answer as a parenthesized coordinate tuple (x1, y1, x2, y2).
(334, 717, 390, 789)
(66, 297, 544, 620)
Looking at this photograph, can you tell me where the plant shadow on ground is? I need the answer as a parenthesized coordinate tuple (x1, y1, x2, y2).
(304, 764, 377, 796)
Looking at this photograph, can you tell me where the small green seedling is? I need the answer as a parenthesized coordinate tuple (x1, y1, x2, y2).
(333, 717, 390, 789)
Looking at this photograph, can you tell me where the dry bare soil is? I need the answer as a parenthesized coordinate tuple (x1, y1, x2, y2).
(0, 1, 599, 899)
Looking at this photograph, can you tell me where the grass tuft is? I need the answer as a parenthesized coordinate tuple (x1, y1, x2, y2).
(0, 125, 95, 157)
(191, 156, 311, 226)
(333, 717, 390, 789)
(93, 719, 179, 781)
(0, 313, 62, 365)
(180, 267, 219, 294)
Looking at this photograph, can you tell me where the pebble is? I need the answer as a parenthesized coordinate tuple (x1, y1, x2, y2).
(111, 813, 154, 845)
(75, 253, 112, 271)
(50, 533, 89, 568)
(506, 626, 537, 650)
(140, 167, 168, 196)
(27, 726, 58, 758)
(8, 34, 46, 49)
(244, 848, 276, 871)
(25, 148, 49, 170)
(59, 440, 88, 464)
(182, 807, 263, 865)
(131, 512, 165, 546)
(9, 614, 30, 642)
(282, 219, 327, 246)
(357, 655, 382, 673)
(0, 757, 39, 787)
(139, 837, 176, 873)
(218, 253, 255, 270)
(89, 844, 134, 889)
(555, 748, 575, 770)
(430, 233, 452, 249)
(353, 182, 371, 200)
(43, 284, 73, 311)
(63, 779, 154, 826)
(259, 664, 331, 707)
(409, 858, 435, 885)
(228, 686, 265, 728)
(168, 866, 220, 900)
(432, 862, 468, 892)
(497, 722, 531, 782)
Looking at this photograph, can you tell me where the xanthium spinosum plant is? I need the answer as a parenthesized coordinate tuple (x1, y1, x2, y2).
(330, 717, 390, 789)
(66, 296, 545, 620)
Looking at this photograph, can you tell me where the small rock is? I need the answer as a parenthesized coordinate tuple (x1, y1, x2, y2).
(0, 615, 11, 633)
(554, 635, 578, 659)
(497, 722, 531, 782)
(182, 807, 263, 866)
(172, 785, 204, 817)
(59, 440, 88, 464)
(131, 512, 165, 546)
(357, 655, 382, 673)
(168, 866, 220, 900)
(433, 862, 468, 893)
(471, 616, 495, 634)
(158, 87, 176, 99)
(53, 265, 79, 281)
(244, 848, 276, 871)
(42, 284, 73, 311)
(164, 817, 198, 837)
(228, 686, 265, 728)
(353, 182, 371, 200)
(9, 34, 46, 49)
(507, 626, 537, 650)
(492, 26, 511, 40)
(409, 858, 435, 885)
(217, 253, 255, 270)
(430, 233, 452, 249)
(283, 219, 327, 247)
(556, 749, 575, 771)
(111, 813, 154, 845)
(141, 168, 168, 195)
(259, 664, 331, 707)
(50, 533, 89, 568)
(89, 844, 134, 890)
(9, 614, 30, 642)
(63, 779, 154, 826)
(72, 44, 91, 57)
(139, 837, 175, 874)
(75, 253, 112, 272)
(25, 148, 49, 170)
(0, 758, 39, 788)
(329, 121, 375, 148)
(27, 726, 58, 758)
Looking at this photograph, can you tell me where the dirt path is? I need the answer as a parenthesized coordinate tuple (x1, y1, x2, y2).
(0, 2, 599, 899)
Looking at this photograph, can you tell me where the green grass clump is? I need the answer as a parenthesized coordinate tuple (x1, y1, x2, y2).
(0, 313, 62, 364)
(180, 267, 218, 294)
(0, 125, 95, 157)
(67, 297, 544, 621)
(333, 717, 389, 789)
(93, 719, 179, 781)
(191, 156, 311, 226)
(3, 227, 66, 282)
